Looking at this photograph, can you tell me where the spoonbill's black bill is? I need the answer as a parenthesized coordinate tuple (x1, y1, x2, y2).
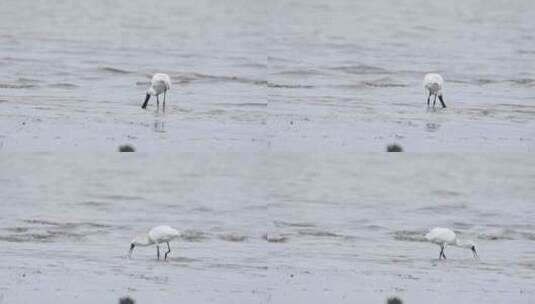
(141, 93, 150, 109)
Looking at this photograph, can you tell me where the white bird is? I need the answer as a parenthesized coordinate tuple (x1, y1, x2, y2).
(129, 225, 180, 261)
(425, 227, 479, 260)
(141, 73, 171, 111)
(423, 73, 446, 108)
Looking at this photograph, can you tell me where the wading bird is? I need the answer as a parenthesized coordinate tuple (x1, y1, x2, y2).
(423, 73, 446, 108)
(129, 225, 180, 261)
(141, 73, 171, 111)
(425, 227, 479, 260)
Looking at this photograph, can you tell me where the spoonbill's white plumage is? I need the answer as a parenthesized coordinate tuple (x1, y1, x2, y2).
(423, 73, 446, 108)
(425, 227, 479, 260)
(141, 73, 171, 111)
(129, 225, 180, 261)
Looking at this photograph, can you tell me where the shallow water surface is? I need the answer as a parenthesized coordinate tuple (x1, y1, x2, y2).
(1, 155, 534, 303)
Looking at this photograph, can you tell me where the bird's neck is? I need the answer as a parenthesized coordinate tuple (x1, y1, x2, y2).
(454, 239, 471, 248)
(135, 236, 153, 246)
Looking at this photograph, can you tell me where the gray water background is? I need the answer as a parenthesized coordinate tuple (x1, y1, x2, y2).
(0, 0, 534, 151)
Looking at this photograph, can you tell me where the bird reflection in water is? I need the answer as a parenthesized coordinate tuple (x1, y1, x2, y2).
(425, 122, 441, 133)
(153, 120, 166, 133)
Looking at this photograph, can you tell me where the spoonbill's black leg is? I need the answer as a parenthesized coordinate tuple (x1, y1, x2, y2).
(164, 242, 171, 260)
(163, 91, 166, 112)
(156, 96, 160, 111)
(442, 251, 447, 260)
(438, 95, 446, 108)
(156, 245, 160, 261)
(433, 94, 437, 107)
(439, 244, 445, 260)
(427, 93, 431, 106)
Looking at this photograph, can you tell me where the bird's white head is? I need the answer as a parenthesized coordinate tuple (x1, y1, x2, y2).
(128, 235, 151, 258)
(458, 240, 479, 260)
(141, 88, 156, 109)
(146, 87, 157, 96)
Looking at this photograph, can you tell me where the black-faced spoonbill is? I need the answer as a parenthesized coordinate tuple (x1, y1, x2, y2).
(423, 73, 446, 108)
(425, 227, 479, 260)
(129, 225, 180, 261)
(141, 73, 171, 111)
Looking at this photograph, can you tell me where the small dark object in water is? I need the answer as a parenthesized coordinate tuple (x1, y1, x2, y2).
(118, 144, 135, 152)
(387, 297, 403, 304)
(119, 297, 135, 304)
(386, 144, 403, 152)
